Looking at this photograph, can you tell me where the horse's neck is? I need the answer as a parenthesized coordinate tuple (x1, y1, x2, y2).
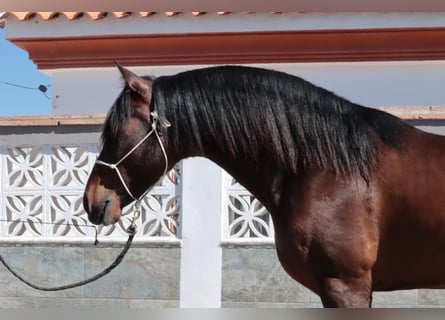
(190, 128, 445, 214)
(164, 118, 285, 212)
(204, 152, 286, 213)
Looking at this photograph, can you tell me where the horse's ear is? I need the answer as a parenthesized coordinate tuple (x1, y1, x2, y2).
(115, 61, 152, 102)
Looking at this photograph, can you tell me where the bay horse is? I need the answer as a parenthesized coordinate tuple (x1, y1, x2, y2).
(83, 64, 445, 307)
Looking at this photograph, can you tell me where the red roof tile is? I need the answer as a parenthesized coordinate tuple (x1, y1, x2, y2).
(2, 12, 238, 21)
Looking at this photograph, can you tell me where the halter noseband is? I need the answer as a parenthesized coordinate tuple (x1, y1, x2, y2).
(95, 111, 171, 202)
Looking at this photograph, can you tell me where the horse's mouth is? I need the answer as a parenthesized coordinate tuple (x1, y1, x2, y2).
(101, 200, 112, 226)
(87, 199, 119, 226)
(102, 200, 123, 226)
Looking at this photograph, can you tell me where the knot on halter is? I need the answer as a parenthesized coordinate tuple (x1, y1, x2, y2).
(151, 111, 171, 131)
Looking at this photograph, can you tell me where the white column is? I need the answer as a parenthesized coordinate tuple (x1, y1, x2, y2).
(179, 157, 223, 307)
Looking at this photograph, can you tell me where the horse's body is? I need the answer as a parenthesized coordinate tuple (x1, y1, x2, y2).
(83, 64, 445, 307)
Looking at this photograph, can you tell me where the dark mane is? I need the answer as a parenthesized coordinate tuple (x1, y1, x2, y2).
(152, 66, 409, 179)
(103, 66, 409, 179)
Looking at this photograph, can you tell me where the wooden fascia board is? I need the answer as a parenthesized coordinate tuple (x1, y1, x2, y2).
(10, 27, 445, 69)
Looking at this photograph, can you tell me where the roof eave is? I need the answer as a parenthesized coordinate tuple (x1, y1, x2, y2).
(0, 12, 6, 28)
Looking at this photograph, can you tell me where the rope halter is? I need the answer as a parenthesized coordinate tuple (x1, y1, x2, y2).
(95, 111, 171, 204)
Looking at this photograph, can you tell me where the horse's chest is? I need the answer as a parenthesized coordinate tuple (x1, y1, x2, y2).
(274, 227, 319, 293)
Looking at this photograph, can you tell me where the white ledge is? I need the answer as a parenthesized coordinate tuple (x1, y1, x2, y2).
(0, 236, 182, 248)
(221, 238, 275, 248)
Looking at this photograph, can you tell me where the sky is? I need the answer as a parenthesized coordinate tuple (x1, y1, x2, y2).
(0, 28, 51, 116)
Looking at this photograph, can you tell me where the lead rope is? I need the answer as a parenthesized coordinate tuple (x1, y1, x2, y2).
(0, 111, 171, 291)
(0, 204, 140, 291)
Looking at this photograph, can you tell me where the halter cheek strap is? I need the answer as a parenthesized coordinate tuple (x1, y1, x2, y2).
(95, 111, 171, 202)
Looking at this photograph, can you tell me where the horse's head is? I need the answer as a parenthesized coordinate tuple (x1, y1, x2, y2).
(83, 64, 170, 225)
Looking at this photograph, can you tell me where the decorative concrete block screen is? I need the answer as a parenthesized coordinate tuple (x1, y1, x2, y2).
(222, 175, 274, 243)
(0, 143, 274, 245)
(0, 144, 181, 244)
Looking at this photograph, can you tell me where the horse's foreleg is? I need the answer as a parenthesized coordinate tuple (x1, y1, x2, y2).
(318, 272, 373, 308)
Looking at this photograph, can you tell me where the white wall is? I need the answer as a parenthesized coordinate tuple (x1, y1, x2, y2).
(48, 61, 445, 115)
